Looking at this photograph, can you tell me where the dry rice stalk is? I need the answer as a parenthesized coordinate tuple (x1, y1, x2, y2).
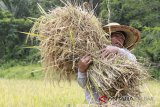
(87, 54, 148, 100)
(30, 2, 110, 80)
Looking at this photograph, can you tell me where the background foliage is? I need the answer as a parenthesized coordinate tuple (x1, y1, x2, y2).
(0, 0, 159, 79)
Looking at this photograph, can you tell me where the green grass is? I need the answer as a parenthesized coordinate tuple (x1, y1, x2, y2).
(0, 64, 43, 79)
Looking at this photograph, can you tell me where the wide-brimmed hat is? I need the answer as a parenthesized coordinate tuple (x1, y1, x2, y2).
(103, 23, 140, 50)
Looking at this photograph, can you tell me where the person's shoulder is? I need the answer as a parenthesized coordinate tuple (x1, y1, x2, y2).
(118, 47, 132, 54)
(118, 48, 137, 62)
(120, 48, 130, 52)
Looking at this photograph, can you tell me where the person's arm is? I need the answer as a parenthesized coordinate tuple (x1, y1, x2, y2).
(77, 69, 87, 88)
(77, 54, 92, 88)
(100, 45, 137, 62)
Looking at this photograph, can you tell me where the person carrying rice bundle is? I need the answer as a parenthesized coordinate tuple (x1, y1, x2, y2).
(29, 2, 147, 106)
(77, 22, 141, 104)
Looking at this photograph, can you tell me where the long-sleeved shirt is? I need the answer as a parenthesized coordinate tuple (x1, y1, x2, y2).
(77, 46, 137, 104)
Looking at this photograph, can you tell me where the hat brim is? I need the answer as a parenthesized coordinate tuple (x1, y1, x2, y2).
(103, 25, 140, 50)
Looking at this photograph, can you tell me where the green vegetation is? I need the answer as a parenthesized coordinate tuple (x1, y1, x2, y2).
(134, 27, 160, 79)
(0, 63, 43, 79)
(0, 0, 159, 78)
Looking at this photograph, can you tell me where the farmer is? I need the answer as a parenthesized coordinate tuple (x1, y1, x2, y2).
(77, 23, 140, 104)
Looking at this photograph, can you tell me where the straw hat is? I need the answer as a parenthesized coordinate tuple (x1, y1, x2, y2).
(103, 23, 140, 50)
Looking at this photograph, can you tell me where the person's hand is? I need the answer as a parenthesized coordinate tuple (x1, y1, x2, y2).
(99, 46, 119, 59)
(78, 54, 92, 73)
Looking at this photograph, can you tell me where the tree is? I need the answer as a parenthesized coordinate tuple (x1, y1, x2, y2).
(0, 0, 30, 18)
(0, 0, 63, 63)
(0, 9, 33, 60)
(133, 27, 160, 79)
(100, 0, 160, 27)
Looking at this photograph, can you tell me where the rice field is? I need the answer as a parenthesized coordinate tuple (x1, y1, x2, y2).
(0, 78, 160, 107)
(141, 80, 160, 107)
(0, 79, 85, 107)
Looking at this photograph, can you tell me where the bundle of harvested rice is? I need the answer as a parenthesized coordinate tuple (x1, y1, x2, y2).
(87, 54, 148, 100)
(30, 2, 110, 80)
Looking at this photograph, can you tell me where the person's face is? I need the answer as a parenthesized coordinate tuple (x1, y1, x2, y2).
(111, 32, 125, 48)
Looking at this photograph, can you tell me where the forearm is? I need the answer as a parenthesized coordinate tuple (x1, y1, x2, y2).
(77, 69, 87, 88)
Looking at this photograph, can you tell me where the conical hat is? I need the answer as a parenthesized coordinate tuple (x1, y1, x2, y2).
(103, 23, 140, 50)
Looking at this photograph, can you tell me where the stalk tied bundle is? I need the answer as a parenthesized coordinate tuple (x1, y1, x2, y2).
(87, 54, 148, 100)
(30, 2, 110, 81)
